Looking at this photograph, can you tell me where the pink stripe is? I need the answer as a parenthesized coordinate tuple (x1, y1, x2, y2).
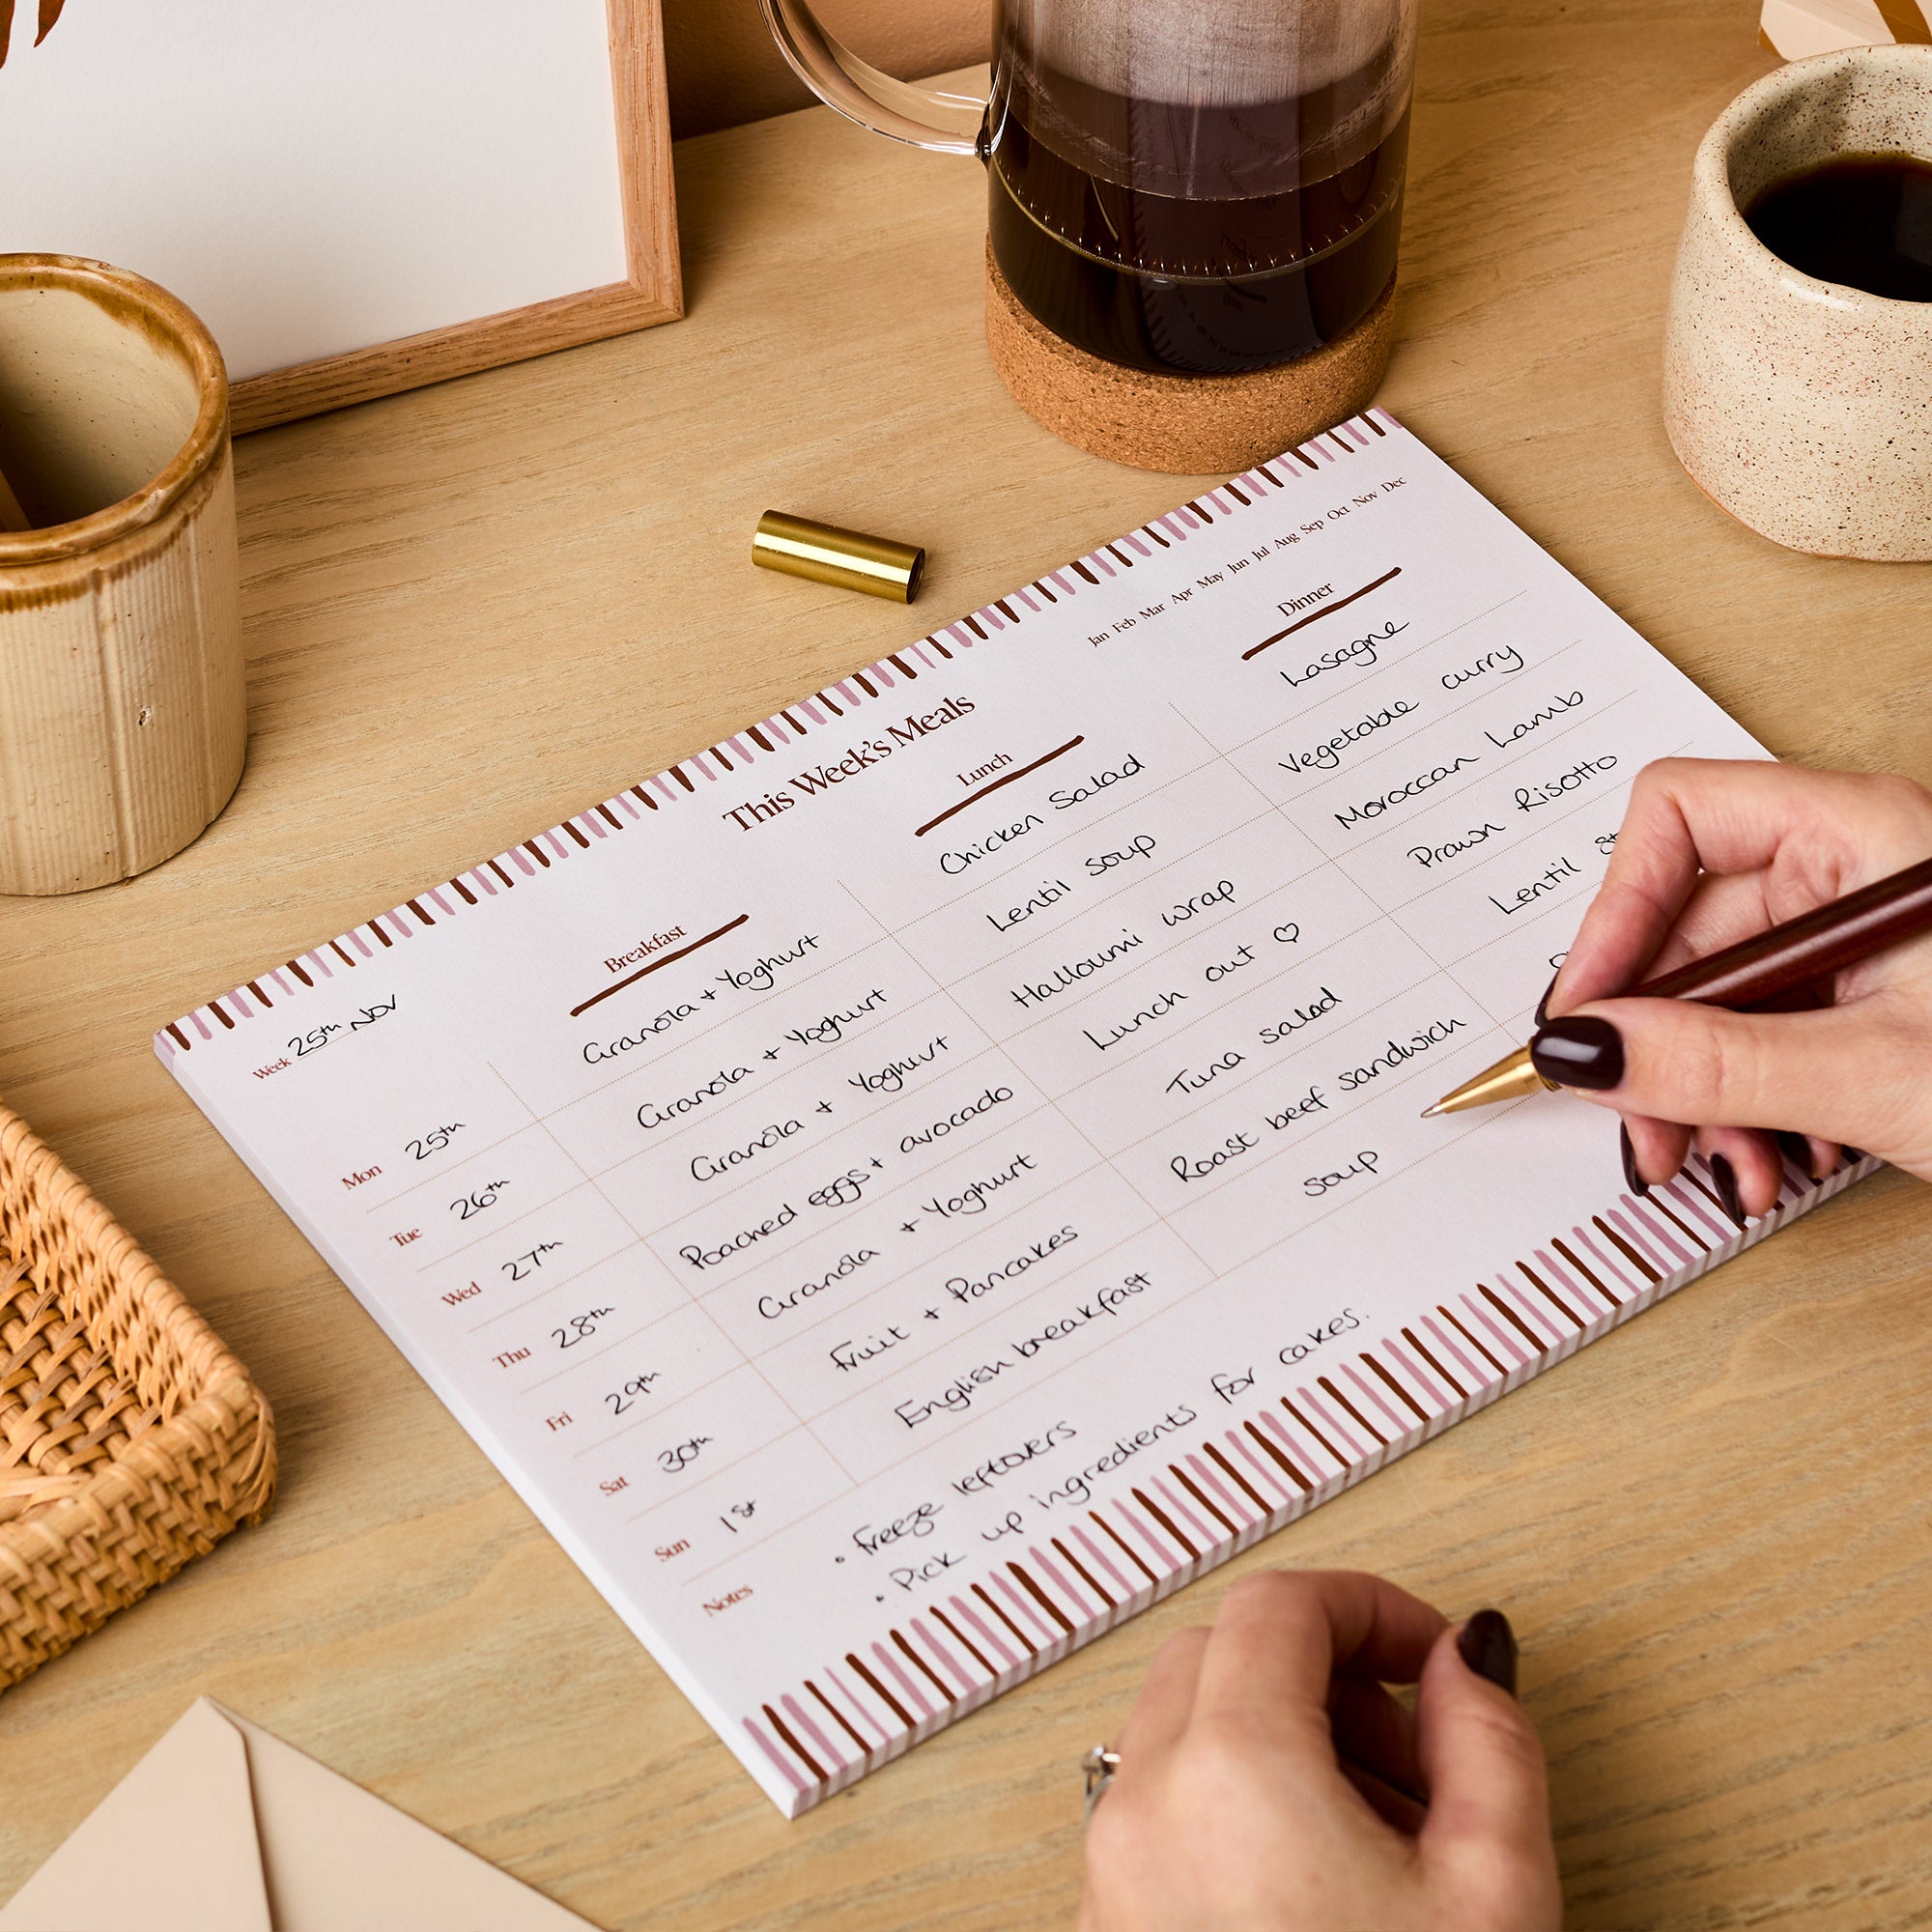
(581, 814, 608, 839)
(871, 1642, 933, 1719)
(1496, 1273, 1566, 1341)
(1070, 1523, 1133, 1602)
(1087, 553, 1116, 578)
(509, 848, 536, 876)
(979, 608, 1005, 631)
(1048, 569, 1077, 593)
(781, 1692, 846, 1768)
(422, 889, 453, 916)
(304, 948, 334, 976)
(155, 1032, 176, 1060)
(725, 734, 755, 760)
(1121, 532, 1151, 556)
(228, 989, 253, 1018)
(797, 697, 827, 724)
(947, 622, 977, 648)
(269, 968, 294, 994)
(1240, 470, 1270, 494)
(190, 1011, 213, 1039)
(1225, 1427, 1292, 1507)
(1260, 1407, 1326, 1479)
(742, 1717, 809, 1794)
(1207, 490, 1233, 514)
(1539, 1245, 1613, 1317)
(1185, 1452, 1254, 1526)
(1341, 1362, 1406, 1436)
(1371, 404, 1400, 429)
(952, 1596, 1018, 1671)
(910, 1616, 976, 1691)
(1030, 1548, 1094, 1621)
(647, 773, 678, 801)
(1383, 1338, 1447, 1410)
(1012, 586, 1040, 611)
(824, 1664, 890, 1743)
(1572, 1224, 1638, 1297)
(834, 680, 862, 704)
(1423, 1313, 1489, 1389)
(1608, 1207, 1675, 1277)
(1461, 1293, 1530, 1367)
(1628, 1200, 1693, 1269)
(1111, 1497, 1181, 1574)
(1158, 513, 1189, 537)
(1299, 1386, 1366, 1463)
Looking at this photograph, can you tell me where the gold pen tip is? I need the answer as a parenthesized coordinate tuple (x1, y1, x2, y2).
(1419, 1102, 1444, 1119)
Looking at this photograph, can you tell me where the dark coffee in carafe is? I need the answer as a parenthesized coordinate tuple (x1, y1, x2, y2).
(983, 0, 1415, 374)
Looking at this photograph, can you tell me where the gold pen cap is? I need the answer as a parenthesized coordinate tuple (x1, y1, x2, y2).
(752, 510, 925, 604)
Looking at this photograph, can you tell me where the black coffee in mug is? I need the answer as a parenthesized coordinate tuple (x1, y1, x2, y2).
(1745, 152, 1932, 302)
(983, 0, 1416, 374)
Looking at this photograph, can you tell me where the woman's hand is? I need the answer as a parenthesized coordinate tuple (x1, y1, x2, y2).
(1077, 1571, 1560, 1932)
(1537, 759, 1932, 1214)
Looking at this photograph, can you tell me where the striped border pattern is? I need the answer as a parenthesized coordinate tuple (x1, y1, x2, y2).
(739, 1148, 1878, 1811)
(155, 412, 1397, 1058)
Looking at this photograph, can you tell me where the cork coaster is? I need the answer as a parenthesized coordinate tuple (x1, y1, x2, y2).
(984, 242, 1396, 474)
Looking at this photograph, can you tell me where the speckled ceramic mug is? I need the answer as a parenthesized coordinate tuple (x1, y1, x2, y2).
(1662, 45, 1932, 561)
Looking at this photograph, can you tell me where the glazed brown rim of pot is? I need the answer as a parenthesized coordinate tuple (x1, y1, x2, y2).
(0, 253, 229, 569)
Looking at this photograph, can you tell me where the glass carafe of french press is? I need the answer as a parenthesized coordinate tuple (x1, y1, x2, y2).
(761, 0, 1415, 458)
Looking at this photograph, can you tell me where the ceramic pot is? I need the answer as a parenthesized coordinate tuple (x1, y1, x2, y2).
(0, 255, 243, 895)
(1662, 45, 1932, 561)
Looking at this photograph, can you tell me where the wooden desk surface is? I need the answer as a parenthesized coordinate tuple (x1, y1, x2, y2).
(4, 3, 1930, 1924)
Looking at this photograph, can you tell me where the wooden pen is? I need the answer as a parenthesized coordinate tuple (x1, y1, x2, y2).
(1424, 852, 1932, 1117)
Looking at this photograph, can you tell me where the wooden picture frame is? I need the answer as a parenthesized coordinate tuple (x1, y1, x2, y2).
(0, 0, 682, 436)
(232, 0, 681, 433)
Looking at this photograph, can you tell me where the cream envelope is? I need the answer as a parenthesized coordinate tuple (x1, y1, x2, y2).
(0, 1697, 598, 1931)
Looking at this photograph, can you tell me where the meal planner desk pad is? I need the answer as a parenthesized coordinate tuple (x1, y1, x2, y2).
(160, 412, 1870, 1815)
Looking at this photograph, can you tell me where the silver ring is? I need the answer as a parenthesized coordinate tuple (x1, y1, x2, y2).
(1081, 1743, 1122, 1821)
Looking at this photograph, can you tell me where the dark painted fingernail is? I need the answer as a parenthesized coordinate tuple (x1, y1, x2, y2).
(1776, 1130, 1818, 1179)
(1529, 1015, 1625, 1092)
(1710, 1151, 1747, 1227)
(1618, 1121, 1649, 1197)
(1458, 1608, 1519, 1697)
(1534, 968, 1562, 1028)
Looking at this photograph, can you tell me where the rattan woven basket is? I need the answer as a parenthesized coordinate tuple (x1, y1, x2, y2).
(0, 1100, 274, 1689)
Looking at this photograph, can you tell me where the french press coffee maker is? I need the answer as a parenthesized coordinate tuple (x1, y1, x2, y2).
(761, 0, 1415, 470)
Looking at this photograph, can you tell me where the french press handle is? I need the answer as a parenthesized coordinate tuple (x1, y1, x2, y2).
(757, 0, 988, 155)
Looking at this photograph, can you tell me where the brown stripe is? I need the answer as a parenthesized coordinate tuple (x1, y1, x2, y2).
(1203, 1440, 1268, 1515)
(1185, 499, 1213, 522)
(816, 690, 844, 716)
(371, 921, 393, 948)
(1875, 0, 1932, 41)
(669, 766, 696, 793)
(1293, 449, 1321, 471)
(963, 612, 988, 639)
(844, 1652, 912, 1727)
(1032, 580, 1057, 602)
(629, 785, 657, 810)
(747, 724, 774, 751)
(246, 980, 272, 1005)
(213, 1002, 235, 1029)
(1070, 559, 1098, 584)
(1480, 1284, 1547, 1352)
(709, 744, 734, 771)
(1257, 463, 1284, 485)
(973, 1581, 1036, 1654)
(808, 1678, 870, 1756)
(487, 859, 515, 887)
(931, 1605, 993, 1675)
(924, 635, 954, 659)
(406, 898, 435, 925)
(1011, 1561, 1075, 1634)
(1053, 1535, 1114, 1607)
(1362, 415, 1386, 437)
(1093, 1508, 1159, 1584)
(1519, 1261, 1583, 1330)
(595, 803, 622, 829)
(914, 735, 1084, 838)
(1132, 1486, 1199, 1559)
(1641, 1191, 1709, 1253)
(1593, 1214, 1661, 1285)
(166, 1022, 190, 1049)
(993, 602, 1018, 624)
(893, 1627, 952, 1701)
(1105, 543, 1131, 567)
(780, 707, 810, 730)
(450, 877, 477, 905)
(1171, 1463, 1237, 1538)
(1244, 1419, 1311, 1492)
(562, 821, 590, 848)
(1144, 525, 1170, 548)
(887, 653, 917, 677)
(1403, 1326, 1465, 1399)
(570, 913, 751, 1017)
(287, 957, 314, 984)
(1319, 1375, 1386, 1446)
(330, 939, 357, 965)
(1549, 1238, 1609, 1296)
(852, 671, 877, 697)
(1242, 566, 1403, 661)
(1439, 1303, 1506, 1378)
(763, 1702, 826, 1780)
(524, 839, 552, 866)
(1365, 1352, 1430, 1423)
(1281, 1398, 1342, 1466)
(1224, 481, 1251, 505)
